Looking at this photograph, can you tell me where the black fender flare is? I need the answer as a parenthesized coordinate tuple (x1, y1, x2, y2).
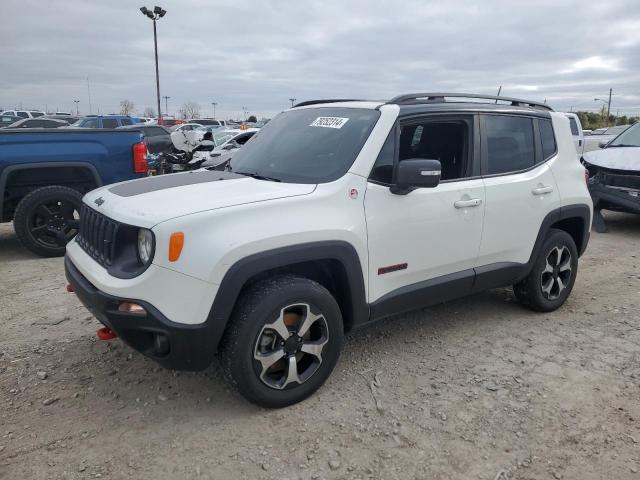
(206, 241, 369, 352)
(0, 161, 102, 220)
(524, 203, 591, 272)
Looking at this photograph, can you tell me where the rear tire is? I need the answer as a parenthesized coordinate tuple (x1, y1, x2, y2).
(13, 185, 82, 257)
(514, 228, 579, 312)
(219, 275, 344, 408)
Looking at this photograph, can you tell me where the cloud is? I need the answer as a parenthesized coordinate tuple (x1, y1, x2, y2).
(562, 56, 621, 74)
(1, 0, 639, 118)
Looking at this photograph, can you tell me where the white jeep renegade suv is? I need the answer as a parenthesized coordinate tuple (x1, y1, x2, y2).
(65, 93, 592, 407)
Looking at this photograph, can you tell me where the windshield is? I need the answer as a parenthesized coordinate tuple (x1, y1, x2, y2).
(608, 123, 640, 147)
(213, 131, 236, 146)
(605, 125, 629, 136)
(229, 107, 380, 183)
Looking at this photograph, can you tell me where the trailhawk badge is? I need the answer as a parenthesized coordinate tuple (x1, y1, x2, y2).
(94, 197, 105, 207)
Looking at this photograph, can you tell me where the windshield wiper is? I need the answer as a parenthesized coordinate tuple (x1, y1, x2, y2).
(235, 170, 281, 182)
(608, 144, 637, 148)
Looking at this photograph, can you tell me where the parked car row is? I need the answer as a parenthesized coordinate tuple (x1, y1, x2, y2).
(0, 109, 46, 118)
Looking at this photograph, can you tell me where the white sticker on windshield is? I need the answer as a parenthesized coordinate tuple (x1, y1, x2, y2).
(309, 117, 349, 129)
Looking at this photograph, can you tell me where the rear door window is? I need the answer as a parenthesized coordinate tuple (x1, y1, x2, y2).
(17, 111, 29, 118)
(483, 115, 535, 175)
(121, 117, 133, 126)
(102, 118, 119, 128)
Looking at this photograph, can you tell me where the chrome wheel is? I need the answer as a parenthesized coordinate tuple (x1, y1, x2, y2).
(540, 245, 572, 300)
(253, 303, 329, 390)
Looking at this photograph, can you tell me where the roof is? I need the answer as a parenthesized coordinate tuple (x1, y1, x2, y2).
(293, 92, 553, 116)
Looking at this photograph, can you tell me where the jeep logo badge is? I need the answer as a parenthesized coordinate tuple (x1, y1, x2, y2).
(94, 197, 105, 207)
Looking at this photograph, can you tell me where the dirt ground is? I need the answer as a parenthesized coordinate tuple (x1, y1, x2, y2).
(1, 212, 639, 480)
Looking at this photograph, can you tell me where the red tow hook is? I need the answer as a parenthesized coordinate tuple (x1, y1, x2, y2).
(97, 327, 117, 341)
(66, 284, 74, 293)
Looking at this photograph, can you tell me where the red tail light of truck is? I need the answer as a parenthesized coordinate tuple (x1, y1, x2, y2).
(133, 142, 148, 173)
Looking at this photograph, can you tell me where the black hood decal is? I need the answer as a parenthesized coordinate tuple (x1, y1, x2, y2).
(108, 170, 244, 197)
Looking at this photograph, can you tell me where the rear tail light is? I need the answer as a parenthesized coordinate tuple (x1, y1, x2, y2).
(133, 142, 148, 173)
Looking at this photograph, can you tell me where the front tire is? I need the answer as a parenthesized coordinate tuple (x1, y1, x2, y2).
(514, 228, 579, 312)
(13, 185, 82, 257)
(219, 275, 344, 408)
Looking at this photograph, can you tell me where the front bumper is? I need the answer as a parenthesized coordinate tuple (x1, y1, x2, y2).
(65, 256, 216, 371)
(589, 182, 640, 214)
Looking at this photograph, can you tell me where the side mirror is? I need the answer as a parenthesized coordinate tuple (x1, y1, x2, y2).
(390, 158, 441, 195)
(598, 141, 608, 149)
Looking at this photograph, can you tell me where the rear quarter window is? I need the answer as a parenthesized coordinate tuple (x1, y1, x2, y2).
(538, 119, 557, 160)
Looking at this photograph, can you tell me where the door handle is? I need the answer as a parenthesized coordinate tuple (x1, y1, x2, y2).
(578, 139, 583, 146)
(454, 198, 482, 208)
(532, 185, 554, 195)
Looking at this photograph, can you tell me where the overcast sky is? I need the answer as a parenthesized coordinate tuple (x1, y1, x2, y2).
(2, 0, 639, 119)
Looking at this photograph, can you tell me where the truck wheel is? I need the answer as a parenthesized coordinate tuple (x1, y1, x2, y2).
(513, 228, 579, 312)
(219, 275, 344, 408)
(13, 185, 82, 257)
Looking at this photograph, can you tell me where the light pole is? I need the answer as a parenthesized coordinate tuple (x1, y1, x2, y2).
(242, 106, 247, 122)
(140, 6, 166, 125)
(211, 102, 217, 119)
(162, 95, 170, 117)
(289, 98, 296, 108)
(73, 100, 80, 116)
(594, 97, 610, 126)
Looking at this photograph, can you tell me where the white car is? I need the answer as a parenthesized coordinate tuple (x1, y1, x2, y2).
(171, 123, 204, 132)
(583, 123, 640, 231)
(192, 119, 227, 128)
(0, 109, 46, 119)
(202, 128, 260, 168)
(584, 125, 631, 153)
(65, 93, 592, 407)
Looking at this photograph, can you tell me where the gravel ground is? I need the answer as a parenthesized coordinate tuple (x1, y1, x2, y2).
(1, 212, 639, 480)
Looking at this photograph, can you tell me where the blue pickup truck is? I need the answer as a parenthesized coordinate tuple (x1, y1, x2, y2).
(0, 129, 148, 256)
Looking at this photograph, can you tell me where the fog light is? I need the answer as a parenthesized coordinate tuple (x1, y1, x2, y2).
(118, 302, 146, 315)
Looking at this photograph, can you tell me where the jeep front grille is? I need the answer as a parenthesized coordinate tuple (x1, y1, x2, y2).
(76, 205, 119, 267)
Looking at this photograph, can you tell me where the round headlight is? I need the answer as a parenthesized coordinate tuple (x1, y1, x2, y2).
(137, 228, 154, 265)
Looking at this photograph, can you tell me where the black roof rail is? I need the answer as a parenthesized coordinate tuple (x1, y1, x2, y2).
(387, 92, 553, 111)
(293, 99, 363, 108)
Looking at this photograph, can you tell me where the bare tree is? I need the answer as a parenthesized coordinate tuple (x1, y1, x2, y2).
(120, 100, 135, 116)
(143, 107, 155, 118)
(178, 101, 201, 120)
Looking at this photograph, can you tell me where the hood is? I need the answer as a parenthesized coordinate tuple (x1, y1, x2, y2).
(83, 170, 316, 228)
(583, 147, 640, 172)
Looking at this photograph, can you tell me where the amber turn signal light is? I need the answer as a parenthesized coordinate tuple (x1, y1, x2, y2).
(169, 232, 185, 262)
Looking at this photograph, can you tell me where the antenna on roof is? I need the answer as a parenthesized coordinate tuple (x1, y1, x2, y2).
(495, 85, 502, 104)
